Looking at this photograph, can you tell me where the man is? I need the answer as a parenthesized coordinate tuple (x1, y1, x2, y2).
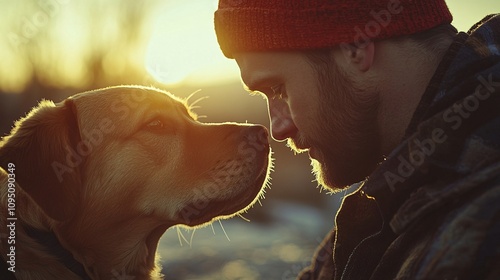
(215, 1, 500, 279)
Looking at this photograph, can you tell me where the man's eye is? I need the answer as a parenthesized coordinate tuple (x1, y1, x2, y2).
(271, 85, 287, 100)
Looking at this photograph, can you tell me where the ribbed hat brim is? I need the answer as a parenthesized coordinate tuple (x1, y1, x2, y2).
(215, 0, 453, 58)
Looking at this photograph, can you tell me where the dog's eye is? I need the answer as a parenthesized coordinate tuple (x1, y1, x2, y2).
(143, 119, 170, 133)
(147, 119, 164, 128)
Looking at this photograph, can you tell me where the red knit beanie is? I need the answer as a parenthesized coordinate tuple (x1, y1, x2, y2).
(214, 0, 453, 58)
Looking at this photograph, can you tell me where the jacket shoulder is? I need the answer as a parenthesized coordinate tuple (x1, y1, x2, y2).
(415, 175, 500, 279)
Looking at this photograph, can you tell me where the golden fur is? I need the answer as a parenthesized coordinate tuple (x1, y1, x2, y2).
(0, 86, 270, 279)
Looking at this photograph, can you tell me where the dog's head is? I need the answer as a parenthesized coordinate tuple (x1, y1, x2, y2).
(0, 86, 270, 227)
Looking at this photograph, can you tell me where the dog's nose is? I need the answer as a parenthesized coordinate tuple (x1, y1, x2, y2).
(250, 124, 269, 138)
(242, 125, 270, 148)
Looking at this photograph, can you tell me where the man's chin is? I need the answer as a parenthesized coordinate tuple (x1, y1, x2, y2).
(311, 159, 353, 193)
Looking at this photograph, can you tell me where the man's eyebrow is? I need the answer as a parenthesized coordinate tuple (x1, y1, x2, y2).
(243, 75, 278, 94)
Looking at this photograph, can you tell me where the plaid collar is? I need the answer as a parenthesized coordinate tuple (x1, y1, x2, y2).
(362, 14, 500, 232)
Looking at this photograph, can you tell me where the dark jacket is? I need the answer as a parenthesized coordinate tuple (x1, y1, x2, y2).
(299, 14, 500, 280)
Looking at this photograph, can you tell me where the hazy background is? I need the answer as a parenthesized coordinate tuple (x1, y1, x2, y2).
(1, 1, 499, 279)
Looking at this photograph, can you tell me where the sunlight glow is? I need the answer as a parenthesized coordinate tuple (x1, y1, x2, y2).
(143, 0, 500, 87)
(447, 1, 500, 32)
(1, 1, 497, 92)
(144, 0, 239, 86)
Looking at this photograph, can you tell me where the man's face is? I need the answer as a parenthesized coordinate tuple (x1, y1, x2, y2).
(235, 51, 382, 191)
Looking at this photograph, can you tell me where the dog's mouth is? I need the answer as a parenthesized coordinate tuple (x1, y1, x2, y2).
(175, 139, 271, 227)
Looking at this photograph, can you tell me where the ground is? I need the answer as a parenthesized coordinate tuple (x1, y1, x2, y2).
(159, 200, 338, 280)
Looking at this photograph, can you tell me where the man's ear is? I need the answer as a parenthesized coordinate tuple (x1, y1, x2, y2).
(339, 42, 375, 72)
(0, 99, 82, 221)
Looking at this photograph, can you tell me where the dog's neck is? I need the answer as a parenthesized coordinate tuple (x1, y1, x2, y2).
(23, 216, 169, 280)
(0, 182, 87, 279)
(0, 181, 172, 280)
(57, 213, 172, 279)
(25, 227, 92, 280)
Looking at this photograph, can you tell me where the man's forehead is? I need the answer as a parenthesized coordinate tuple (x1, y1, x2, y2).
(235, 51, 307, 90)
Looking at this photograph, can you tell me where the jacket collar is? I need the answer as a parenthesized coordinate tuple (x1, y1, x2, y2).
(362, 14, 500, 234)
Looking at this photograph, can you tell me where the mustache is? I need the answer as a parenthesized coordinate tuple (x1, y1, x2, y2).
(286, 134, 311, 153)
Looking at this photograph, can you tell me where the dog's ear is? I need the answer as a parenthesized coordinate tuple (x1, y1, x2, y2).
(0, 99, 82, 221)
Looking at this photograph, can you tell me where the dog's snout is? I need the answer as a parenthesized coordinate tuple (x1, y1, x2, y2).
(243, 125, 269, 145)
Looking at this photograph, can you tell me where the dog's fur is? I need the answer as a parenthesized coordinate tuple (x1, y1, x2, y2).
(0, 86, 270, 279)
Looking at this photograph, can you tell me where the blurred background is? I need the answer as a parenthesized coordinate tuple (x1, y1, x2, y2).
(1, 0, 499, 279)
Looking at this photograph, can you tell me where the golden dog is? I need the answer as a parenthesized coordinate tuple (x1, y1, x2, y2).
(0, 86, 271, 279)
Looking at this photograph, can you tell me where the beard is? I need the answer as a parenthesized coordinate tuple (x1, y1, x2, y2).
(289, 57, 382, 192)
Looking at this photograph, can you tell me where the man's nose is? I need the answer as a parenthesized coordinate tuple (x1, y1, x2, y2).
(268, 99, 298, 142)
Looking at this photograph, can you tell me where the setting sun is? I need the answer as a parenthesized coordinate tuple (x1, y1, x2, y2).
(142, 0, 500, 86)
(144, 0, 239, 86)
(1, 0, 499, 92)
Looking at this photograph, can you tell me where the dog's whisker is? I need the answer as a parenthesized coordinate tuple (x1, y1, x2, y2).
(188, 96, 210, 109)
(176, 227, 183, 246)
(237, 213, 251, 222)
(219, 220, 231, 242)
(176, 227, 190, 246)
(184, 89, 202, 104)
(210, 223, 216, 235)
(189, 229, 196, 248)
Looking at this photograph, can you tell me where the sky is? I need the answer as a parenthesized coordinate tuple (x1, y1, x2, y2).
(0, 0, 499, 92)
(144, 0, 500, 86)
